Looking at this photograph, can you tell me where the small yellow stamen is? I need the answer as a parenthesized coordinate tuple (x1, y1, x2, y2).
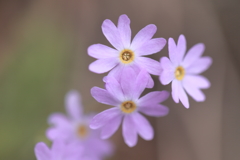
(121, 101, 136, 113)
(119, 49, 134, 64)
(175, 66, 185, 80)
(77, 125, 88, 138)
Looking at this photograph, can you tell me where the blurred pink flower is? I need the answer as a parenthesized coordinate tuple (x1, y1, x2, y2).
(90, 69, 169, 147)
(34, 140, 83, 160)
(46, 90, 113, 160)
(88, 14, 166, 88)
(160, 34, 212, 108)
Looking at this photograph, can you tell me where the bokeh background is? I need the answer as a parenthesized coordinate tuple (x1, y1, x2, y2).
(0, 0, 239, 160)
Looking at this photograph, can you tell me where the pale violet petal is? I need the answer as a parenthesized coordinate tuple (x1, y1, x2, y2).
(132, 112, 154, 140)
(136, 57, 162, 75)
(88, 44, 118, 59)
(186, 56, 212, 74)
(139, 104, 169, 117)
(89, 58, 118, 74)
(102, 19, 123, 50)
(118, 14, 131, 48)
(134, 38, 166, 56)
(131, 24, 157, 50)
(34, 142, 51, 160)
(91, 87, 120, 106)
(171, 79, 179, 103)
(65, 90, 82, 120)
(90, 108, 121, 129)
(178, 83, 189, 108)
(101, 115, 123, 139)
(182, 43, 205, 68)
(122, 115, 138, 147)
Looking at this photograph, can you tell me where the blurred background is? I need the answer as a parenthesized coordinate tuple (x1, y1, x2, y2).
(0, 0, 239, 160)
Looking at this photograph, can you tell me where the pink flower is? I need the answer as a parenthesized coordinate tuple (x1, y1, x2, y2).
(90, 69, 169, 147)
(46, 90, 113, 160)
(34, 140, 83, 160)
(88, 14, 166, 88)
(160, 34, 212, 108)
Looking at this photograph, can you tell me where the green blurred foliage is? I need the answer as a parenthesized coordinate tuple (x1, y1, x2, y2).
(0, 20, 71, 159)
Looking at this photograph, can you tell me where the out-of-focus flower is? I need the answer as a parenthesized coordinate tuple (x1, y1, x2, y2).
(88, 14, 166, 88)
(34, 140, 83, 160)
(46, 90, 113, 160)
(90, 69, 169, 147)
(160, 34, 212, 108)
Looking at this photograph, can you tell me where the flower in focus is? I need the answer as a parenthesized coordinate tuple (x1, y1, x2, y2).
(34, 140, 83, 160)
(90, 69, 169, 147)
(160, 34, 212, 108)
(88, 14, 166, 88)
(46, 90, 113, 160)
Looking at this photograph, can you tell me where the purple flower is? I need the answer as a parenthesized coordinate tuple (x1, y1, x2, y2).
(90, 69, 169, 147)
(46, 90, 113, 160)
(88, 14, 166, 88)
(34, 140, 83, 160)
(160, 34, 212, 108)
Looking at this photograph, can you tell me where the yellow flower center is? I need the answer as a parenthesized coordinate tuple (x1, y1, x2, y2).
(77, 124, 88, 138)
(119, 49, 135, 64)
(121, 101, 136, 113)
(175, 66, 185, 80)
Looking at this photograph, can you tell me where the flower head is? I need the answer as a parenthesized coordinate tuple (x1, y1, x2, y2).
(34, 140, 83, 160)
(160, 34, 212, 108)
(90, 69, 169, 147)
(88, 14, 166, 88)
(46, 90, 113, 160)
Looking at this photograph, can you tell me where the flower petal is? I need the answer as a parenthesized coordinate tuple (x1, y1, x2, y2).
(89, 58, 118, 74)
(132, 112, 154, 140)
(46, 128, 72, 141)
(101, 115, 123, 139)
(139, 104, 169, 117)
(184, 75, 210, 89)
(106, 64, 124, 82)
(131, 24, 157, 50)
(52, 140, 65, 159)
(131, 69, 149, 99)
(48, 113, 70, 127)
(102, 19, 123, 50)
(178, 83, 189, 108)
(91, 87, 120, 106)
(118, 14, 131, 48)
(160, 57, 175, 85)
(65, 90, 82, 120)
(176, 34, 186, 63)
(88, 44, 118, 59)
(134, 38, 166, 56)
(130, 64, 154, 88)
(183, 80, 205, 102)
(34, 142, 51, 160)
(122, 115, 138, 147)
(136, 57, 162, 75)
(104, 76, 125, 101)
(182, 43, 205, 68)
(171, 79, 179, 103)
(119, 67, 137, 98)
(138, 91, 170, 106)
(90, 108, 121, 129)
(168, 37, 178, 65)
(186, 56, 212, 74)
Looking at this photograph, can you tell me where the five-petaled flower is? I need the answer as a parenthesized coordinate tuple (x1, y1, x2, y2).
(46, 90, 113, 160)
(88, 14, 166, 88)
(160, 34, 212, 108)
(90, 69, 169, 147)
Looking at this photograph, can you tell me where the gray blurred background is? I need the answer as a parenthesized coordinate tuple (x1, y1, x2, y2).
(0, 0, 239, 160)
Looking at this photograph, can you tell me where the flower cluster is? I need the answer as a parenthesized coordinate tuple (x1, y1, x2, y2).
(35, 91, 113, 160)
(88, 14, 212, 147)
(34, 13, 212, 159)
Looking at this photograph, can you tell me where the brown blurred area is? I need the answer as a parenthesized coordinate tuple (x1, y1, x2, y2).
(0, 0, 239, 160)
